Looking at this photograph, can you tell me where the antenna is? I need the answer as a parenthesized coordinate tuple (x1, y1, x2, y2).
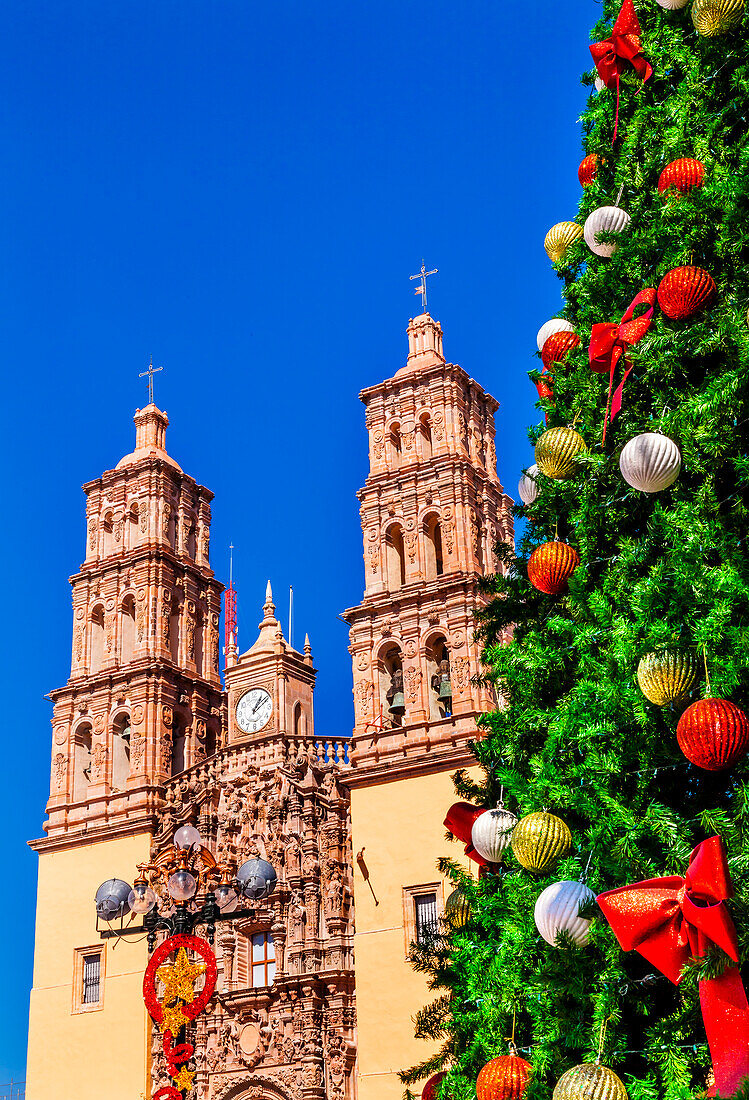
(289, 586, 294, 649)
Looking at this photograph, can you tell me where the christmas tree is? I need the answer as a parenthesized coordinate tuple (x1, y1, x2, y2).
(401, 3, 749, 1099)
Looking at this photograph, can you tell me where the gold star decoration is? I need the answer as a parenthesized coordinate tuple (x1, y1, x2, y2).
(156, 946, 206, 1033)
(174, 1064, 196, 1091)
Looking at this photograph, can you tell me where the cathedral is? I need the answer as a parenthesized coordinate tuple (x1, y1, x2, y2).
(25, 309, 514, 1100)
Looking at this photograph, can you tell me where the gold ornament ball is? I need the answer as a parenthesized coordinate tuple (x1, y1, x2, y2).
(544, 222, 584, 264)
(535, 427, 587, 480)
(511, 811, 572, 874)
(553, 1064, 628, 1100)
(444, 887, 472, 930)
(692, 0, 744, 34)
(637, 650, 698, 706)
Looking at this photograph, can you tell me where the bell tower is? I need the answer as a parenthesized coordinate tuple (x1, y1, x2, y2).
(27, 402, 224, 1100)
(343, 310, 514, 1100)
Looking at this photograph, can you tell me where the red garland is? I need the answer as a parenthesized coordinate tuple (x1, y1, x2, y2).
(143, 933, 218, 1028)
(590, 0, 652, 143)
(588, 287, 656, 441)
(163, 1030, 195, 1076)
(598, 836, 749, 1096)
(154, 1090, 182, 1100)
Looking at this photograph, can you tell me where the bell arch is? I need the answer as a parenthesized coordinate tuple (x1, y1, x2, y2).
(111, 710, 131, 790)
(385, 522, 406, 591)
(377, 641, 404, 727)
(422, 510, 444, 580)
(424, 631, 452, 720)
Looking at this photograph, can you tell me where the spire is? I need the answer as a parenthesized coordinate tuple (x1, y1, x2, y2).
(396, 313, 446, 377)
(116, 405, 182, 472)
(304, 632, 313, 666)
(263, 580, 275, 620)
(246, 580, 283, 654)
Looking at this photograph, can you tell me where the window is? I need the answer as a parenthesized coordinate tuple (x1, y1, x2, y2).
(120, 594, 136, 664)
(251, 932, 275, 987)
(386, 525, 406, 589)
(73, 946, 104, 1012)
(73, 723, 93, 801)
(415, 893, 439, 945)
(89, 605, 105, 673)
(112, 714, 131, 790)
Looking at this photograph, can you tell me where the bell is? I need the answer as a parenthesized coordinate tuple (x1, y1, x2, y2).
(389, 691, 406, 715)
(438, 677, 452, 700)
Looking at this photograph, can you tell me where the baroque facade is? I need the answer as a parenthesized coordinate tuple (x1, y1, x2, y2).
(26, 309, 513, 1100)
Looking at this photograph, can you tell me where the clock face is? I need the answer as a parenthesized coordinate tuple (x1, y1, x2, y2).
(236, 687, 273, 734)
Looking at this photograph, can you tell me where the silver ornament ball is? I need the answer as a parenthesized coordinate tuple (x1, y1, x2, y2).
(619, 433, 681, 493)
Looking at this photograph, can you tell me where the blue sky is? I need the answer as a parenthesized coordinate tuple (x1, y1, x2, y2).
(0, 0, 596, 1080)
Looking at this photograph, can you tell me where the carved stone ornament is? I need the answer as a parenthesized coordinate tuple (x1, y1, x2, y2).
(356, 651, 370, 671)
(404, 666, 422, 704)
(404, 638, 418, 659)
(53, 753, 66, 788)
(131, 702, 144, 726)
(354, 680, 373, 716)
(162, 704, 173, 729)
(367, 544, 379, 574)
(372, 428, 385, 460)
(452, 656, 470, 693)
(131, 734, 146, 770)
(54, 725, 67, 745)
(432, 410, 445, 441)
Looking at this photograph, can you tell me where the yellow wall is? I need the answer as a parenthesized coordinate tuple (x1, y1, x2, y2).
(351, 768, 477, 1100)
(27, 832, 152, 1100)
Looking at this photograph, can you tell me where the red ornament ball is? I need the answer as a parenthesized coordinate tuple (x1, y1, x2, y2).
(657, 266, 716, 320)
(422, 1073, 447, 1100)
(535, 368, 553, 401)
(527, 542, 580, 595)
(677, 698, 749, 771)
(658, 158, 705, 196)
(477, 1055, 532, 1100)
(578, 154, 601, 187)
(541, 331, 581, 370)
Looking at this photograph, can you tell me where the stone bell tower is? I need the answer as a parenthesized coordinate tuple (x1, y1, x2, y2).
(343, 310, 514, 1100)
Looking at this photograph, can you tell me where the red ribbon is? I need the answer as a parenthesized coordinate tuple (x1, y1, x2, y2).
(588, 287, 656, 441)
(444, 802, 488, 868)
(590, 0, 652, 142)
(598, 836, 749, 1096)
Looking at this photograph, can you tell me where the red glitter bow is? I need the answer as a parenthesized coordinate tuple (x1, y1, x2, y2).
(598, 836, 749, 1096)
(444, 802, 488, 868)
(590, 0, 652, 143)
(588, 287, 656, 441)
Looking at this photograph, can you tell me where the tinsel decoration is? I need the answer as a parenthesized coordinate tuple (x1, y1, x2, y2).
(584, 205, 631, 257)
(578, 154, 601, 187)
(657, 266, 717, 320)
(536, 318, 574, 351)
(553, 1063, 628, 1100)
(545, 222, 583, 263)
(535, 427, 586, 479)
(527, 542, 580, 596)
(444, 887, 472, 929)
(676, 698, 749, 770)
(476, 1055, 532, 1100)
(658, 158, 705, 196)
(518, 464, 539, 506)
(511, 810, 572, 872)
(541, 331, 581, 370)
(534, 880, 596, 947)
(471, 804, 518, 863)
(637, 650, 698, 706)
(692, 0, 745, 34)
(422, 1072, 447, 1100)
(619, 433, 681, 492)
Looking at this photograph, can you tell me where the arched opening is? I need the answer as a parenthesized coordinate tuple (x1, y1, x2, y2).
(90, 605, 105, 673)
(194, 608, 204, 676)
(293, 701, 303, 738)
(101, 513, 114, 557)
(380, 644, 405, 728)
(127, 503, 139, 548)
(186, 519, 197, 559)
(423, 514, 444, 580)
(386, 524, 406, 590)
(120, 595, 136, 664)
(204, 723, 218, 759)
(111, 713, 131, 790)
(169, 596, 181, 664)
(73, 723, 92, 801)
(427, 637, 452, 720)
(389, 423, 402, 467)
(171, 724, 186, 776)
(419, 414, 433, 461)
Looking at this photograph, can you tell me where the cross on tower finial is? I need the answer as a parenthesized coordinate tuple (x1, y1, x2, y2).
(139, 355, 163, 405)
(409, 260, 438, 314)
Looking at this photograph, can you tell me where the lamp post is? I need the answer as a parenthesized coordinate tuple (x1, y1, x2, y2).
(94, 826, 278, 1100)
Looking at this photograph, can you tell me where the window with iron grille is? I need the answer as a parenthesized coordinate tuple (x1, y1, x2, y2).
(81, 953, 101, 1004)
(251, 932, 276, 987)
(414, 892, 439, 944)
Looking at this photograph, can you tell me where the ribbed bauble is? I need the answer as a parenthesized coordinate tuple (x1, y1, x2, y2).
(477, 1055, 532, 1100)
(535, 427, 586, 479)
(471, 805, 518, 863)
(656, 0, 689, 8)
(583, 206, 631, 257)
(658, 158, 705, 196)
(536, 318, 574, 352)
(544, 222, 584, 263)
(676, 698, 749, 770)
(422, 1072, 447, 1100)
(637, 651, 698, 706)
(578, 154, 600, 187)
(553, 1063, 628, 1100)
(692, 0, 745, 34)
(534, 880, 596, 947)
(527, 542, 580, 596)
(657, 266, 716, 320)
(518, 464, 539, 506)
(541, 331, 581, 370)
(511, 811, 572, 873)
(444, 887, 472, 929)
(619, 433, 681, 493)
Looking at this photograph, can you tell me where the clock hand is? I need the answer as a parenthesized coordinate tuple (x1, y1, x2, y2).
(252, 697, 264, 714)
